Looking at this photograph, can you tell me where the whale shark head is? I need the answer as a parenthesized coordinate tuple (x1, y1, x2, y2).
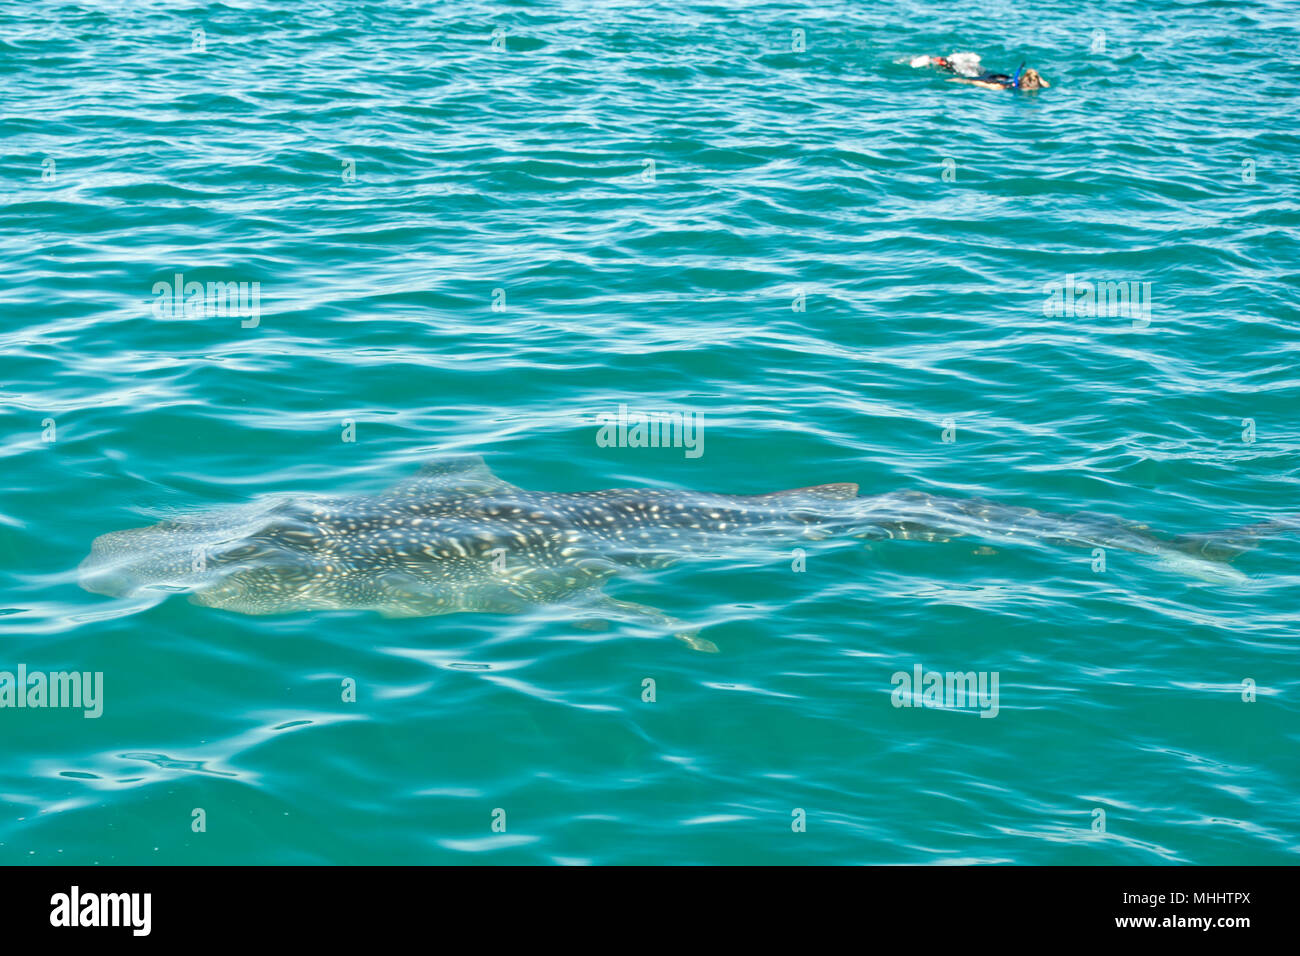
(75, 458, 600, 618)
(79, 523, 217, 597)
(78, 498, 298, 601)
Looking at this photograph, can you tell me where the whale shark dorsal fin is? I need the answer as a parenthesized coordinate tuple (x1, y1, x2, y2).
(384, 455, 517, 498)
(759, 482, 859, 501)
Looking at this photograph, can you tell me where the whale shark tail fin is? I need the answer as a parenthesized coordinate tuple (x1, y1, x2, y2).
(1168, 516, 1300, 563)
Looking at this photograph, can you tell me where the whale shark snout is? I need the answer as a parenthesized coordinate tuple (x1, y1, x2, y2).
(77, 552, 132, 597)
(78, 528, 194, 597)
(78, 560, 135, 597)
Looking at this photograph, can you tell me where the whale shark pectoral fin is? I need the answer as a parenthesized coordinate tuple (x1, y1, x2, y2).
(383, 455, 519, 499)
(673, 630, 720, 653)
(758, 482, 859, 501)
(585, 594, 719, 653)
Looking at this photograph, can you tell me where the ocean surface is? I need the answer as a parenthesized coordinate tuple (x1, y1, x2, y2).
(2, 0, 1299, 865)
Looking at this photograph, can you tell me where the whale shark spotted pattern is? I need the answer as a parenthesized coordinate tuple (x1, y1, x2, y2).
(78, 456, 1290, 651)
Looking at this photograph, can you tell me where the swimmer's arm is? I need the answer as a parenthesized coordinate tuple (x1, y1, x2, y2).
(946, 78, 1007, 91)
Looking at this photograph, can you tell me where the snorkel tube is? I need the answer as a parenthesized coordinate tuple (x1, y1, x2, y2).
(1009, 61, 1025, 89)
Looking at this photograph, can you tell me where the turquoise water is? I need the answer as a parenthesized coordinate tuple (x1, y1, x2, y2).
(3, 0, 1299, 865)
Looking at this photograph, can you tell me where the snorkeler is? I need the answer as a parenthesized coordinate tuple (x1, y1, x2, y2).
(910, 53, 1049, 91)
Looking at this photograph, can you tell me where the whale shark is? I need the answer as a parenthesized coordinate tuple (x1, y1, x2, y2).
(78, 456, 1290, 651)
